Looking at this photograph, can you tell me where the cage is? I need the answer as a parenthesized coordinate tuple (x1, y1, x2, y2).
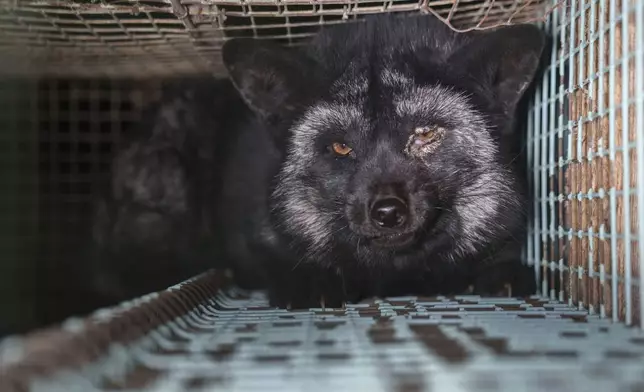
(2, 0, 644, 390)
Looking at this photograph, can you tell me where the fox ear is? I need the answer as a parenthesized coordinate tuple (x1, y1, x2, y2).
(223, 39, 318, 122)
(450, 24, 545, 116)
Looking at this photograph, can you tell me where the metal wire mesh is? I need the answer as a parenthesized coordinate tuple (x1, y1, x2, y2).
(4, 270, 644, 392)
(0, 80, 39, 334)
(0, 78, 167, 334)
(526, 0, 644, 327)
(0, 0, 556, 78)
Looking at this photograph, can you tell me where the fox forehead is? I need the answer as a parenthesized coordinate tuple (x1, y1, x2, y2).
(299, 76, 485, 139)
(329, 65, 413, 100)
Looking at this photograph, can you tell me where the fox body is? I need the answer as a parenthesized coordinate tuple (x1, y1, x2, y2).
(89, 13, 545, 309)
(87, 78, 249, 304)
(219, 14, 545, 307)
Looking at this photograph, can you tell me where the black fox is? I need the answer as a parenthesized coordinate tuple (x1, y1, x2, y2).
(89, 13, 545, 310)
(218, 13, 545, 308)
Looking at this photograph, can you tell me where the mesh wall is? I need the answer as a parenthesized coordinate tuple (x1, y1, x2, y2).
(526, 0, 644, 327)
(0, 0, 555, 78)
(0, 78, 165, 333)
(0, 80, 39, 334)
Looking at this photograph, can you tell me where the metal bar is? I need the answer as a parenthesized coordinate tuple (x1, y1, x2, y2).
(621, 0, 632, 326)
(548, 0, 561, 302)
(598, 0, 608, 319)
(635, 0, 644, 329)
(566, 0, 576, 307)
(609, 0, 619, 323)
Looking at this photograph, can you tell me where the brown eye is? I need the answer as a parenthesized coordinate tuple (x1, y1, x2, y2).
(331, 142, 353, 156)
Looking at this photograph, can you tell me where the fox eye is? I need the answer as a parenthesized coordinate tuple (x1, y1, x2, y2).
(330, 142, 353, 157)
(405, 126, 446, 156)
(413, 126, 442, 144)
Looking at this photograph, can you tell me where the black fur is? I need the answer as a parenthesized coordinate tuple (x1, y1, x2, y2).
(220, 13, 545, 308)
(84, 77, 249, 305)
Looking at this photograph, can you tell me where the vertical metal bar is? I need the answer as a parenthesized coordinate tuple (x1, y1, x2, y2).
(542, 16, 552, 299)
(578, 0, 588, 310)
(527, 95, 535, 272)
(599, 0, 607, 117)
(532, 126, 541, 295)
(532, 9, 547, 296)
(587, 0, 598, 316)
(567, 0, 577, 306)
(635, 0, 644, 329)
(569, 0, 577, 166)
(558, 0, 567, 304)
(589, 0, 597, 107)
(542, 88, 550, 297)
(621, 0, 632, 326)
(609, 0, 619, 323)
(535, 72, 543, 296)
(548, 2, 559, 301)
(599, 0, 607, 319)
(549, 1, 561, 301)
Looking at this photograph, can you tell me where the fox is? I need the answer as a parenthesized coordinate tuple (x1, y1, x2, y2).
(218, 13, 546, 308)
(84, 78, 249, 306)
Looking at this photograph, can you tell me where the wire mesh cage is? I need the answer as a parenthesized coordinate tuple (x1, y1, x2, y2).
(4, 270, 644, 392)
(3, 0, 644, 390)
(525, 0, 644, 327)
(0, 0, 556, 77)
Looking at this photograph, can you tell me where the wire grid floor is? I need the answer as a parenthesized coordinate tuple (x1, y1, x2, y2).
(0, 0, 554, 78)
(2, 270, 644, 392)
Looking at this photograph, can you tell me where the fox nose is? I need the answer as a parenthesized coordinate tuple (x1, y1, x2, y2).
(370, 197, 408, 228)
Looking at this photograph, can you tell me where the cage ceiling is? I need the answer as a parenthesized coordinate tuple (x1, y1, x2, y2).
(0, 0, 555, 78)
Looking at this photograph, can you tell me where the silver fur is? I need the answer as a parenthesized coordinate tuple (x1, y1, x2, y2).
(274, 104, 366, 257)
(275, 79, 518, 265)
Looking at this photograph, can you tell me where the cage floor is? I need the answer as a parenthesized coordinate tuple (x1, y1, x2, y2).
(2, 271, 644, 392)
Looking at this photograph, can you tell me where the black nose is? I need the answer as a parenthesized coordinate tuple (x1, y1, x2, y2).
(370, 198, 408, 228)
